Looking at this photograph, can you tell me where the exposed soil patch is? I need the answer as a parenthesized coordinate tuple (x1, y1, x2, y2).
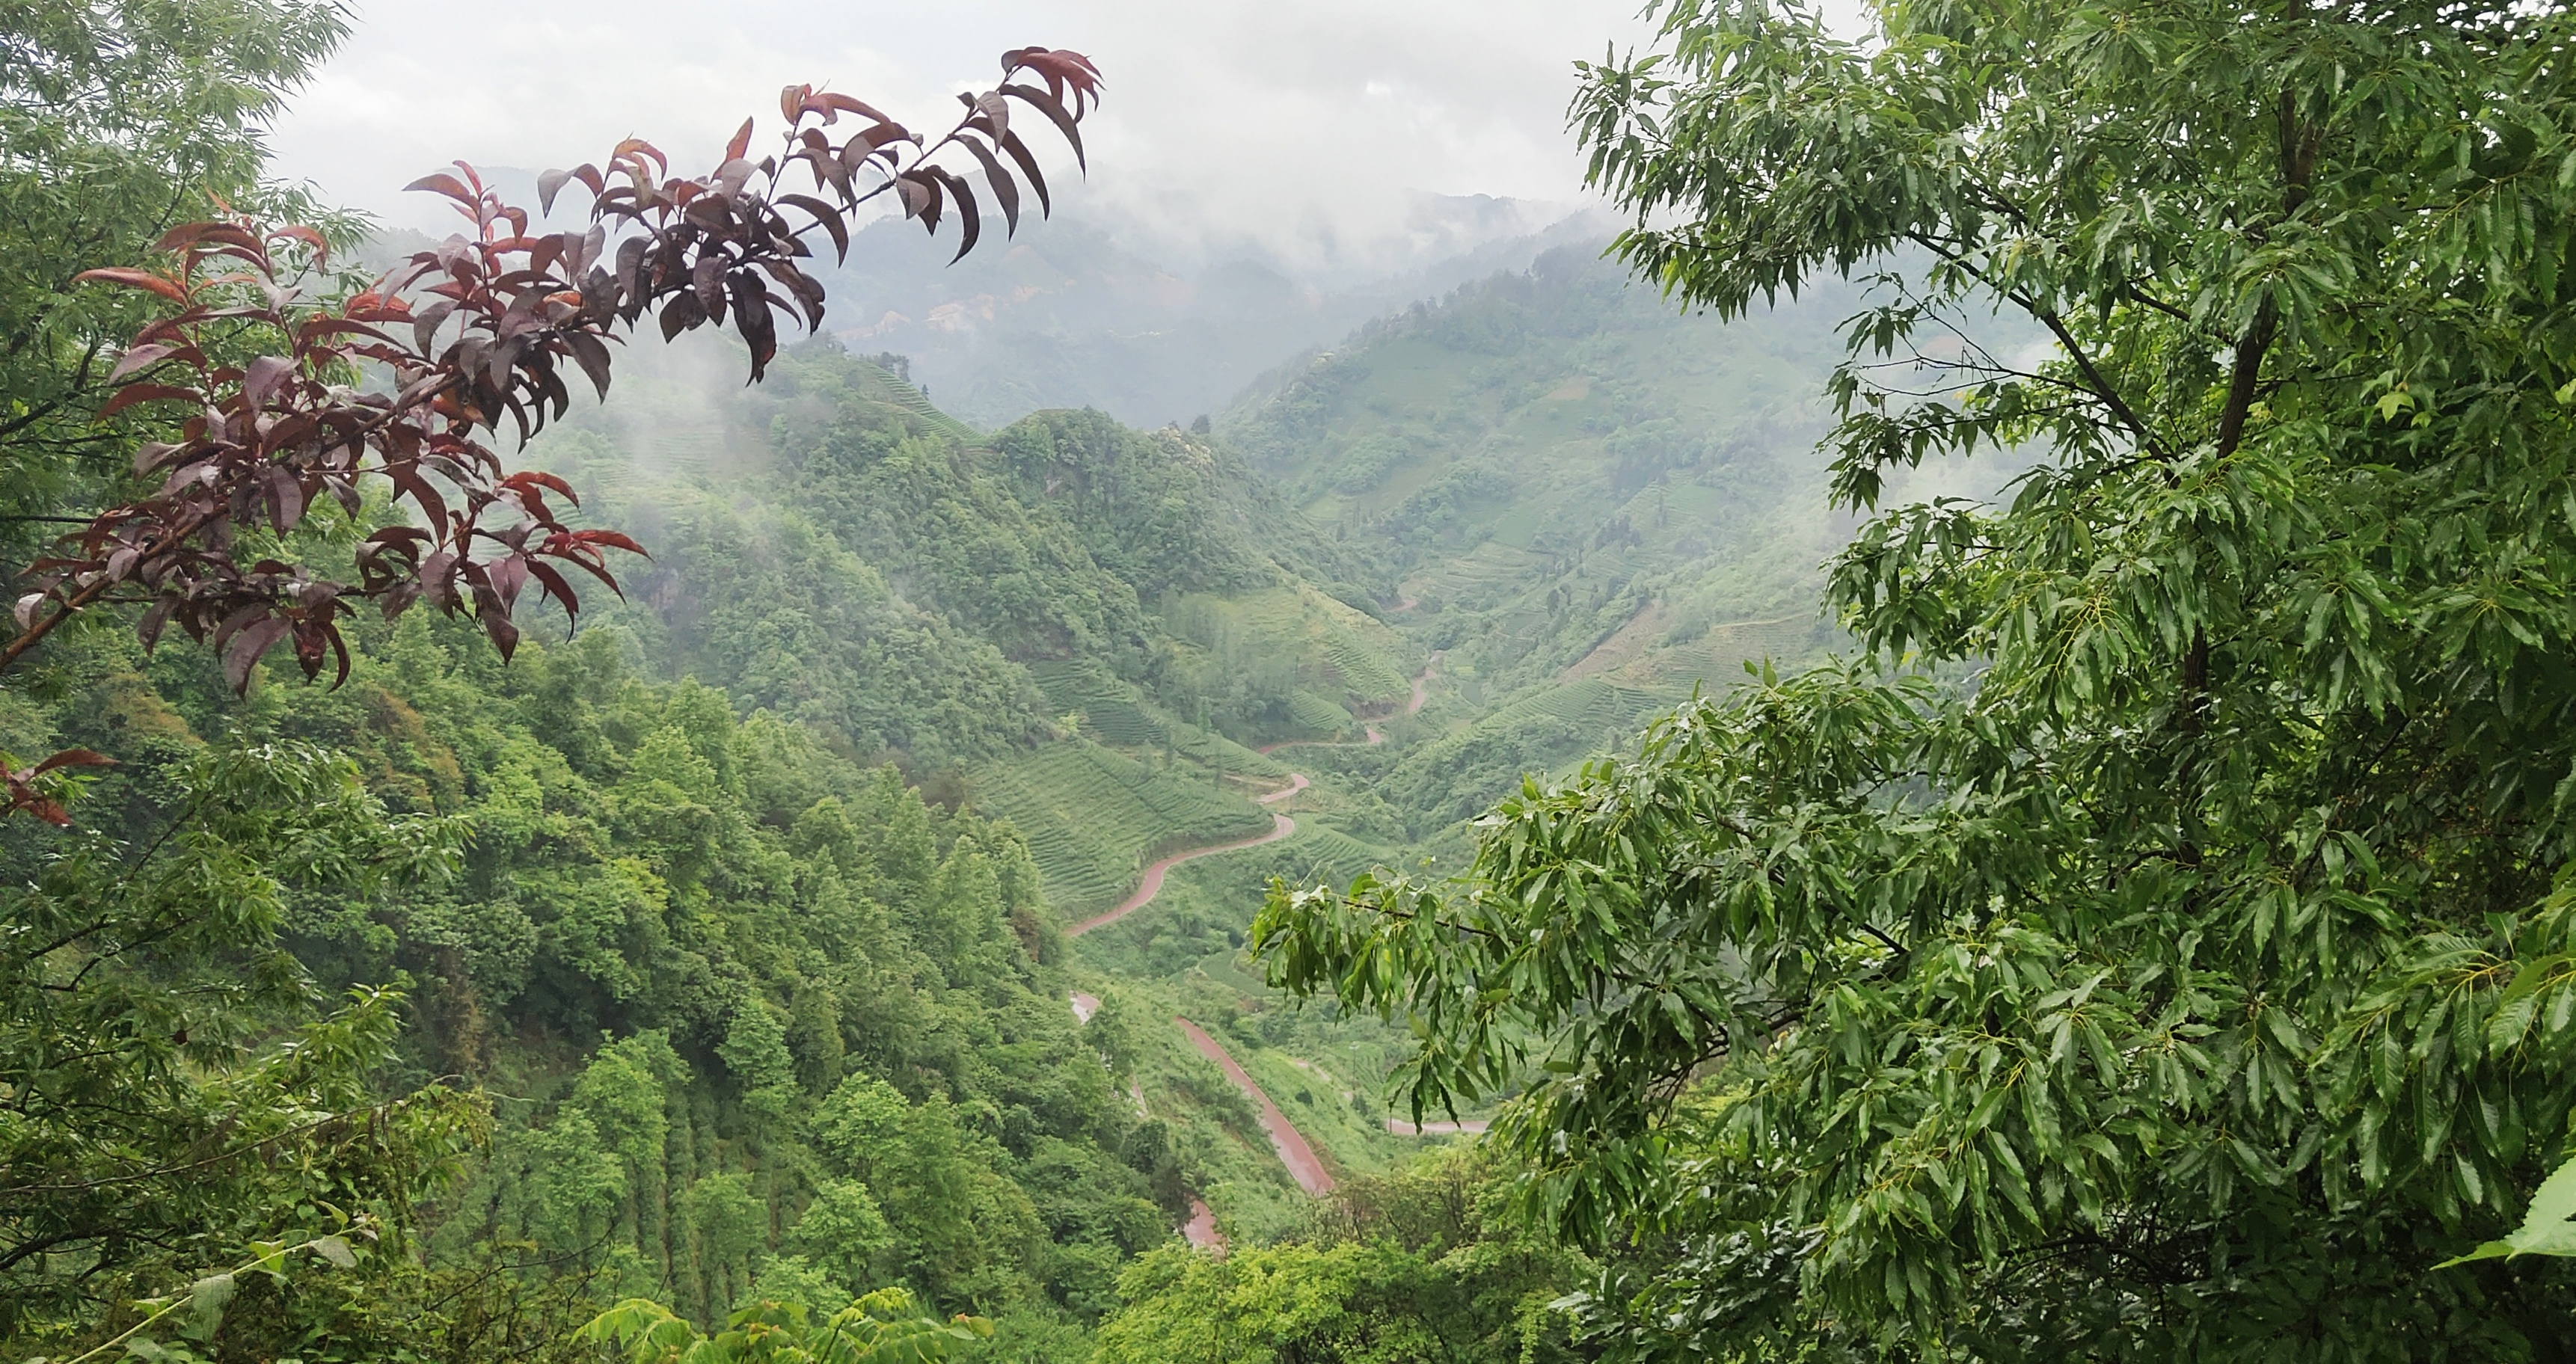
(1065, 812, 1295, 936)
(1175, 1017, 1336, 1196)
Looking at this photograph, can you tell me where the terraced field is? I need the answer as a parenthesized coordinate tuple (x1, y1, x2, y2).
(1026, 660, 1288, 773)
(624, 420, 729, 482)
(1322, 633, 1408, 703)
(1287, 689, 1357, 736)
(850, 359, 984, 444)
(1396, 541, 1548, 610)
(1479, 677, 1673, 734)
(1028, 660, 1168, 746)
(1265, 823, 1404, 888)
(1565, 606, 1839, 688)
(1165, 586, 1416, 710)
(975, 740, 1275, 912)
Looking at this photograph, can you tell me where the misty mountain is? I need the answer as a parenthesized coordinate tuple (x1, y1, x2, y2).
(367, 173, 1609, 433)
(805, 194, 1613, 429)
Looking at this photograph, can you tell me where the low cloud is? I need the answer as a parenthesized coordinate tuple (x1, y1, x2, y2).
(269, 0, 1659, 274)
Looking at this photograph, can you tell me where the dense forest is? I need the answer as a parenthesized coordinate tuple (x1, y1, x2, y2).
(8, 0, 2576, 1362)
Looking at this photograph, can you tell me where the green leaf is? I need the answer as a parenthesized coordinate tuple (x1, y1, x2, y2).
(2437, 1154, 2576, 1266)
(183, 1273, 235, 1341)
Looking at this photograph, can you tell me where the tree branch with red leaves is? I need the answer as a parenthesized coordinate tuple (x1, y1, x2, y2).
(16, 47, 1099, 704)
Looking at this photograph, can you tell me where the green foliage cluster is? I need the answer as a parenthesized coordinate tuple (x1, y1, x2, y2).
(586, 491, 1052, 767)
(7, 4, 1594, 1362)
(989, 409, 1289, 605)
(583, 1287, 990, 1364)
(1091, 1149, 1587, 1364)
(0, 612, 1187, 1358)
(57, 1, 2576, 1361)
(542, 342, 1407, 768)
(1153, 587, 1414, 745)
(1373, 678, 1671, 834)
(0, 738, 489, 1355)
(0, 0, 352, 577)
(1260, 0, 2576, 1357)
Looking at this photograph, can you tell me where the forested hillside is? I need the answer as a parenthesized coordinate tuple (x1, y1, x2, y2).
(1218, 245, 1935, 829)
(0, 46, 1886, 1345)
(790, 198, 1608, 431)
(18, 0, 2573, 1360)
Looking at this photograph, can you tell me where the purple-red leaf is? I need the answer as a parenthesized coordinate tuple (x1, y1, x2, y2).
(242, 356, 295, 410)
(402, 171, 478, 205)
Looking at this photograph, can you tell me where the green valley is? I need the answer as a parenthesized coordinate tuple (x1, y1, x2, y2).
(18, 1, 2574, 1360)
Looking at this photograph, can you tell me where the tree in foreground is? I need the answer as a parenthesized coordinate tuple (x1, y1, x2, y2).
(1257, 0, 2576, 1357)
(580, 1288, 989, 1364)
(0, 6, 1100, 1354)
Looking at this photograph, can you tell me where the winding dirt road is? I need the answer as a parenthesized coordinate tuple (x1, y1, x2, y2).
(1257, 725, 1381, 755)
(1065, 774, 1306, 937)
(1181, 1199, 1223, 1251)
(1176, 1016, 1337, 1196)
(1060, 663, 1444, 1231)
(1256, 655, 1438, 756)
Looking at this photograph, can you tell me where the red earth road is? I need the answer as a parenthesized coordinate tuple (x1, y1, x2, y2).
(1175, 1016, 1337, 1196)
(1058, 664, 1446, 1219)
(1064, 774, 1306, 937)
(1180, 1198, 1223, 1252)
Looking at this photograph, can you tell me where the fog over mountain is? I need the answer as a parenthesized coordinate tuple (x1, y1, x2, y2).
(266, 0, 1655, 271)
(805, 197, 1619, 428)
(280, 0, 1686, 426)
(366, 171, 1613, 429)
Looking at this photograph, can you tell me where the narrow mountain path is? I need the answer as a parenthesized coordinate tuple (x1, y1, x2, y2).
(1408, 653, 1440, 713)
(1065, 775, 1304, 937)
(1180, 1199, 1224, 1252)
(1176, 1017, 1336, 1196)
(1255, 654, 1438, 755)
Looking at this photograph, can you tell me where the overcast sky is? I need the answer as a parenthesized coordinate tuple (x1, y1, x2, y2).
(266, 0, 1694, 270)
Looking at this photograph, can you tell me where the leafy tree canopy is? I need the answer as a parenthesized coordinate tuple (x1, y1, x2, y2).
(0, 0, 349, 567)
(1259, 0, 2576, 1357)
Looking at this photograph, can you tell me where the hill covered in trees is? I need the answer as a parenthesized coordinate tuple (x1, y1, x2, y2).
(28, 0, 2564, 1358)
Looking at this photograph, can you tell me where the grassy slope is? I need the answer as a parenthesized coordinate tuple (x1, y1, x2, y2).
(972, 740, 1274, 914)
(1221, 242, 1859, 705)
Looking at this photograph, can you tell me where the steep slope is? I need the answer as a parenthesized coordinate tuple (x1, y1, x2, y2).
(532, 338, 1420, 915)
(501, 263, 1938, 1250)
(1213, 244, 1878, 829)
(1224, 242, 1860, 692)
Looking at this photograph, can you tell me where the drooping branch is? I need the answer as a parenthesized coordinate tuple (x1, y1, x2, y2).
(1901, 232, 2172, 463)
(11, 48, 1099, 731)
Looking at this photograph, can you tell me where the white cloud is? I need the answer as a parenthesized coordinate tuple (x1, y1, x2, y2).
(266, 0, 1668, 270)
